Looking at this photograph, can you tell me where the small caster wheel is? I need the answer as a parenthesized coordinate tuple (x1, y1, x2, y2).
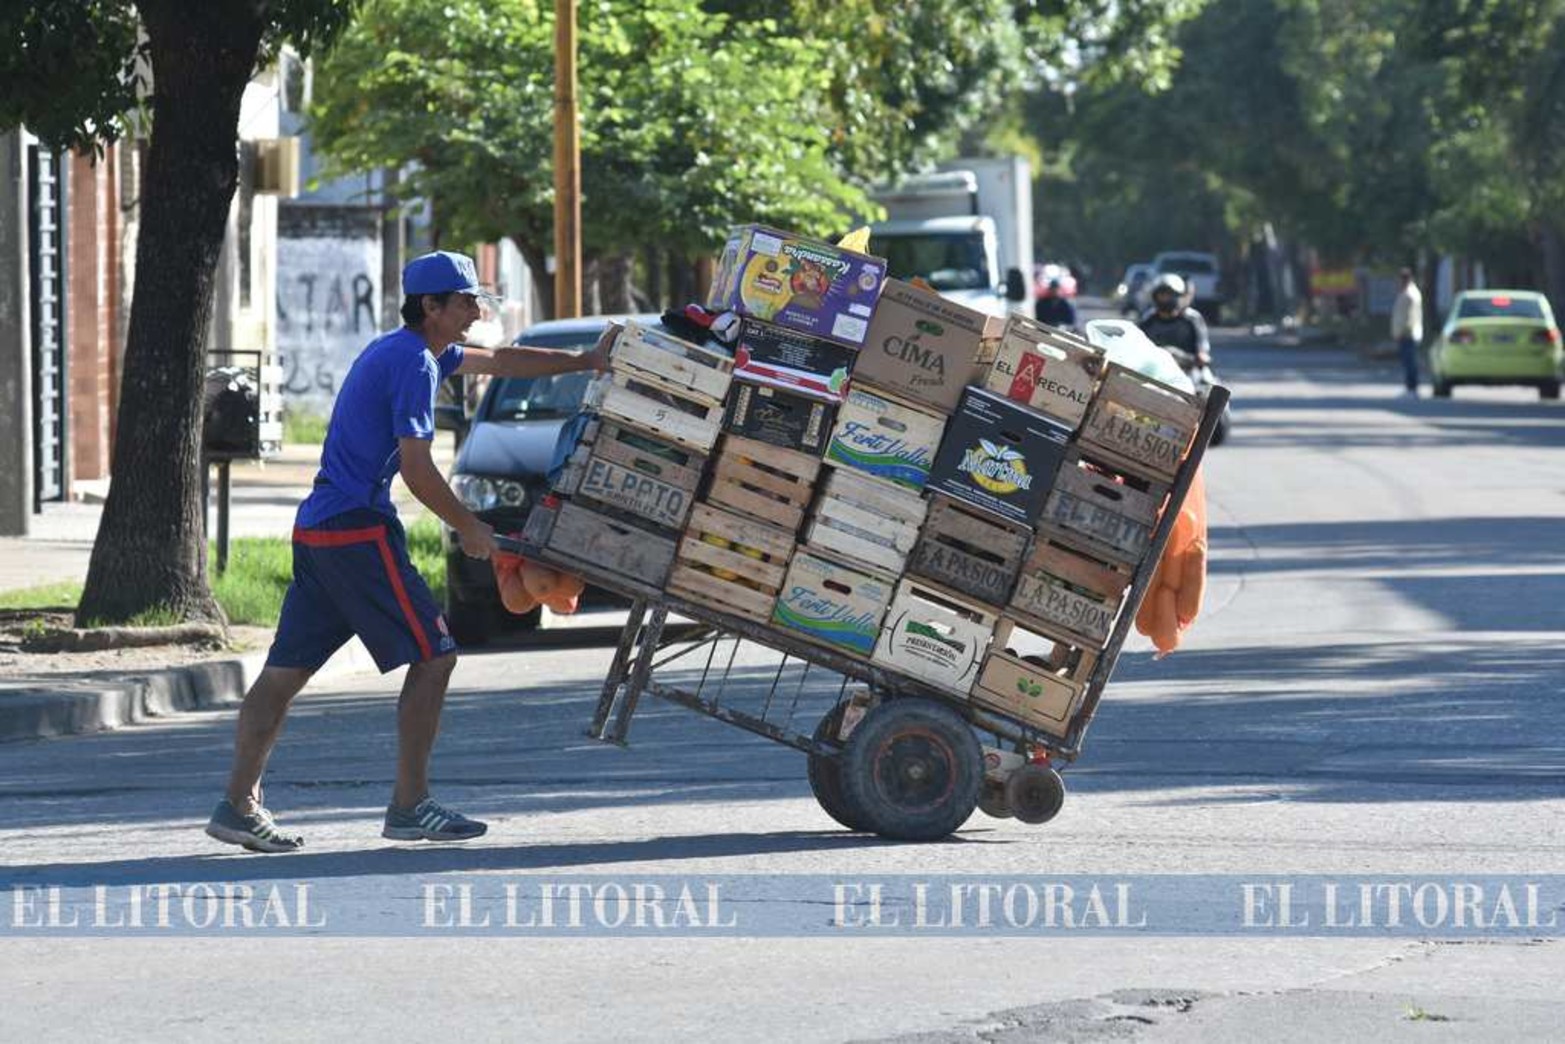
(978, 781, 1014, 819)
(1005, 764, 1065, 825)
(807, 704, 872, 832)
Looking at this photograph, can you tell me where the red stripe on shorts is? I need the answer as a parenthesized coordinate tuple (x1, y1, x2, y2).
(292, 523, 434, 661)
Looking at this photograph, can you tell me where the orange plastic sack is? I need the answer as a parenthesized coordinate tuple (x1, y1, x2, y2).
(1135, 467, 1208, 656)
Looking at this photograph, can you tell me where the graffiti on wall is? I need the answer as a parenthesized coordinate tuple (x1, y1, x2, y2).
(276, 205, 384, 413)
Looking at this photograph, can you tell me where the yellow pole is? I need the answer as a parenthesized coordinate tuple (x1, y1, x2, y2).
(553, 0, 581, 319)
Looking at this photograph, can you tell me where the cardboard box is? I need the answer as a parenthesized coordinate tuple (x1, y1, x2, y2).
(984, 315, 1103, 429)
(732, 319, 856, 403)
(852, 279, 1003, 413)
(772, 550, 893, 658)
(708, 225, 886, 347)
(824, 387, 947, 491)
(926, 387, 1071, 526)
(723, 380, 837, 455)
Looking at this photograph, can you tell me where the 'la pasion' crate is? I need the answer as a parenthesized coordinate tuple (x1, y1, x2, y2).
(1078, 362, 1203, 482)
(905, 494, 1029, 608)
(1009, 533, 1132, 649)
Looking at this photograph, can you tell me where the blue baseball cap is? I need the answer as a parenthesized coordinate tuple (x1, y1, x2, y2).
(402, 251, 488, 296)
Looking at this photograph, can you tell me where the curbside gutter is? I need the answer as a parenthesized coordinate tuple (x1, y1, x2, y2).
(0, 637, 376, 744)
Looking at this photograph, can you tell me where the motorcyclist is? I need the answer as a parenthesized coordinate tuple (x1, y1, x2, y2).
(1138, 273, 1210, 368)
(1034, 278, 1078, 331)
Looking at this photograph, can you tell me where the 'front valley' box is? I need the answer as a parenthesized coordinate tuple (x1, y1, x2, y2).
(927, 387, 1072, 526)
(708, 225, 886, 347)
(852, 279, 1004, 414)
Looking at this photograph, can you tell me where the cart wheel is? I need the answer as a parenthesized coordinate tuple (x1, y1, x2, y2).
(1005, 764, 1066, 825)
(807, 705, 872, 832)
(839, 698, 982, 842)
(978, 781, 1014, 819)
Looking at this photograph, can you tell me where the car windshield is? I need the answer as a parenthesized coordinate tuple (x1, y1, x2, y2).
(1456, 295, 1546, 320)
(871, 233, 990, 291)
(1159, 256, 1217, 275)
(484, 329, 604, 422)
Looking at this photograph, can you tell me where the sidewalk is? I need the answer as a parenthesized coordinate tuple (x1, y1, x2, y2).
(0, 438, 457, 743)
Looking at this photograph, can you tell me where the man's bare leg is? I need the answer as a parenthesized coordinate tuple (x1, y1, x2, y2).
(392, 653, 457, 810)
(224, 665, 313, 813)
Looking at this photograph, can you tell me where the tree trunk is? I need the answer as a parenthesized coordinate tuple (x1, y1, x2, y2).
(518, 242, 554, 321)
(75, 1, 265, 627)
(582, 254, 602, 316)
(599, 252, 635, 314)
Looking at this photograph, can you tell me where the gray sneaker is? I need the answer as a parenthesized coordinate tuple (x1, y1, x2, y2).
(206, 798, 305, 853)
(382, 797, 488, 842)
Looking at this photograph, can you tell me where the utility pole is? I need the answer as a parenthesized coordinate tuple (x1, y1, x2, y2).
(553, 0, 581, 319)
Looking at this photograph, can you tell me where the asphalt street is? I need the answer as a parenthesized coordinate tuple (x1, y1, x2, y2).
(3, 313, 1563, 1041)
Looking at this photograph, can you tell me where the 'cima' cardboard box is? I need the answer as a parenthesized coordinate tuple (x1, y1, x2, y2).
(852, 279, 1004, 414)
(708, 225, 886, 347)
(732, 319, 857, 403)
(927, 387, 1071, 526)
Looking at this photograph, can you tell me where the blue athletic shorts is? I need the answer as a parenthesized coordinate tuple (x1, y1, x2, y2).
(267, 508, 458, 673)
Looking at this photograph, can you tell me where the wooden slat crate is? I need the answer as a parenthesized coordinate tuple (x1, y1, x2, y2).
(872, 577, 998, 695)
(824, 386, 947, 491)
(772, 549, 894, 659)
(611, 319, 734, 404)
(521, 497, 677, 589)
(1008, 530, 1133, 649)
(1078, 362, 1203, 482)
(905, 494, 1029, 608)
(969, 615, 1101, 739)
(555, 422, 705, 532)
(705, 435, 821, 533)
(1039, 453, 1168, 567)
(803, 468, 926, 577)
(667, 502, 796, 624)
(984, 314, 1104, 430)
(586, 370, 724, 452)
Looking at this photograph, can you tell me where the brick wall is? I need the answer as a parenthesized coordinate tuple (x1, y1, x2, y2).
(67, 149, 121, 484)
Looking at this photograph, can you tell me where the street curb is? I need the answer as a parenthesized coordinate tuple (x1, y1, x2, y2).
(0, 636, 376, 744)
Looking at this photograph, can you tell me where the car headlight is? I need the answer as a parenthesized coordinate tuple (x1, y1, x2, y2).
(452, 475, 527, 511)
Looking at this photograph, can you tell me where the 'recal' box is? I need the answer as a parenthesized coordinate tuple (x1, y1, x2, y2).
(927, 387, 1071, 526)
(985, 315, 1104, 429)
(708, 225, 887, 347)
(852, 279, 1004, 414)
(732, 319, 856, 403)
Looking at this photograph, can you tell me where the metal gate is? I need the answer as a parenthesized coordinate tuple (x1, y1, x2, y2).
(29, 145, 66, 508)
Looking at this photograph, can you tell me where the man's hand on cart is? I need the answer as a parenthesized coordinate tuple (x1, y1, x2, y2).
(580, 327, 615, 374)
(457, 517, 498, 560)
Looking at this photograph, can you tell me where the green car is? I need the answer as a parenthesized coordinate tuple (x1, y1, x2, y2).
(1430, 289, 1562, 400)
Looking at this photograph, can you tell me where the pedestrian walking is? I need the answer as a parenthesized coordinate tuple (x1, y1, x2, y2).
(1391, 267, 1424, 397)
(207, 250, 608, 852)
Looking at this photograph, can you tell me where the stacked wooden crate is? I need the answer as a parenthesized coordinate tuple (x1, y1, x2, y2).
(968, 336, 1204, 738)
(526, 320, 734, 590)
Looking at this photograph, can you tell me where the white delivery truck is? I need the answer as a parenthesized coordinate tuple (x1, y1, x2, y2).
(868, 155, 1034, 319)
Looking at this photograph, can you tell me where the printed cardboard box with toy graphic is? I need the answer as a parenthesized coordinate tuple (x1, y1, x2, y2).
(708, 225, 887, 348)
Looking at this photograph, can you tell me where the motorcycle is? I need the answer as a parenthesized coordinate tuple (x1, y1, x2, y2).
(1161, 345, 1231, 446)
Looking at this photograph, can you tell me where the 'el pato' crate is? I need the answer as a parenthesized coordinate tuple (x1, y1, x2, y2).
(555, 420, 705, 532)
(667, 502, 796, 624)
(1039, 452, 1168, 569)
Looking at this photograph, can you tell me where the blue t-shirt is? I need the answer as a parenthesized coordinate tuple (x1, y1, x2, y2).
(296, 328, 464, 528)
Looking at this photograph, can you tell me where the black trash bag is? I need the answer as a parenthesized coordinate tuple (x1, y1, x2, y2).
(203, 366, 259, 457)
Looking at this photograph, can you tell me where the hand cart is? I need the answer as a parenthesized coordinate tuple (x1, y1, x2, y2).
(500, 384, 1231, 842)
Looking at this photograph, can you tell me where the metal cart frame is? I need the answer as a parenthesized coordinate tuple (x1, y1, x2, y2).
(503, 384, 1231, 835)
